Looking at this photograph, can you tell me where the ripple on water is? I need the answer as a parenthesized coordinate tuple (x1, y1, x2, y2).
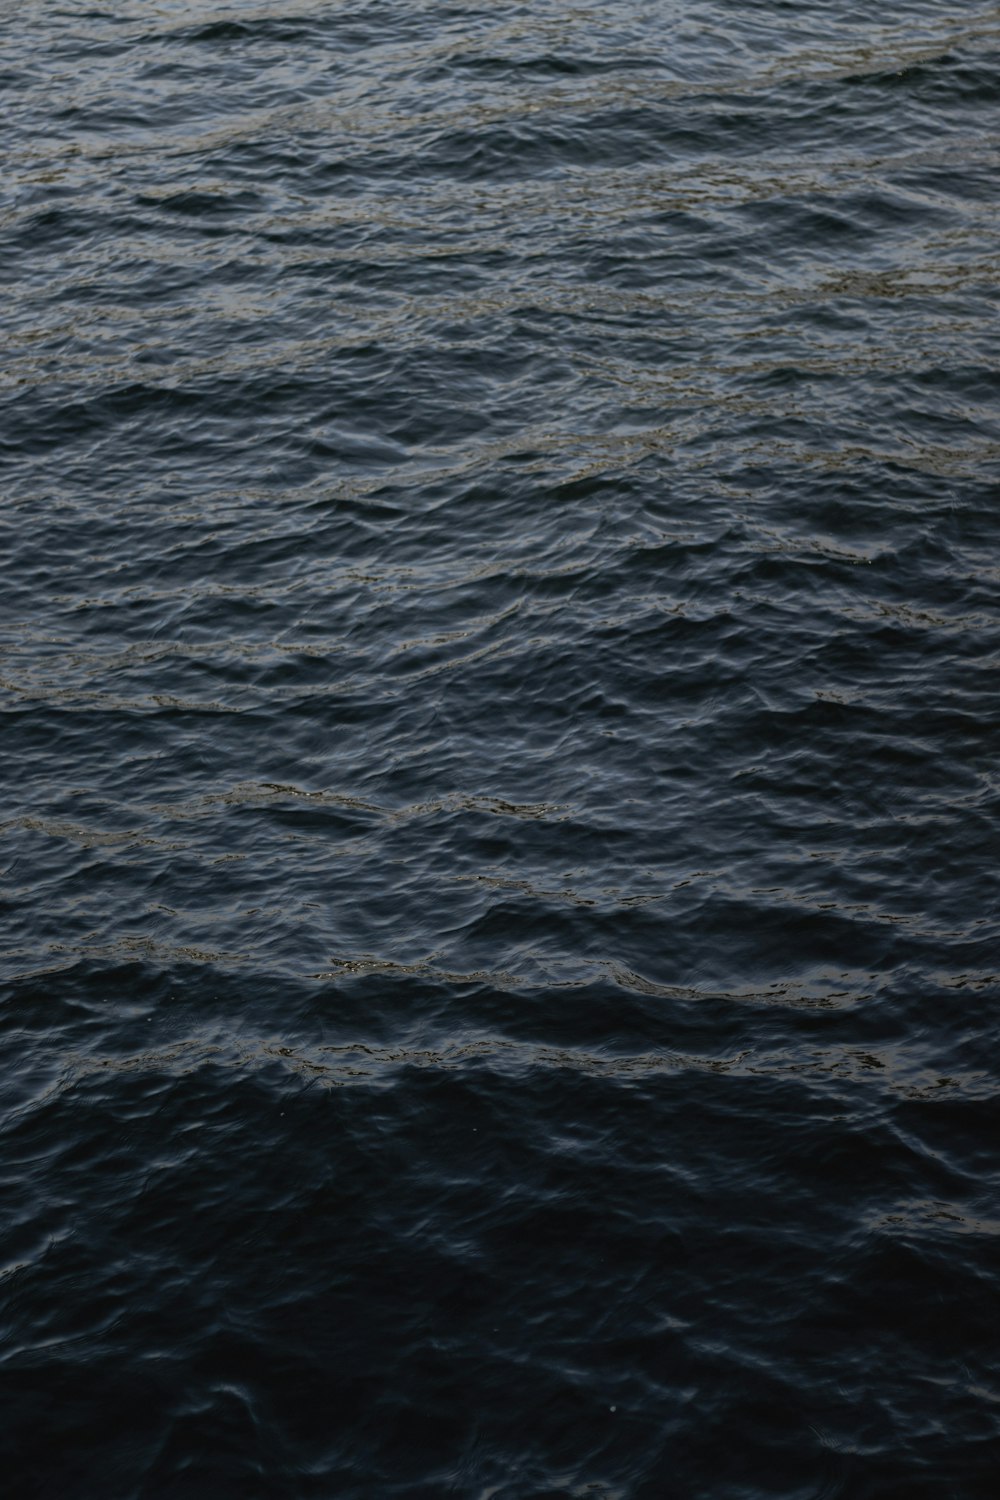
(2, 1, 999, 1495)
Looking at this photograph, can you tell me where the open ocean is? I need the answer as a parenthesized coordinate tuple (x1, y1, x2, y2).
(2, 2, 999, 1494)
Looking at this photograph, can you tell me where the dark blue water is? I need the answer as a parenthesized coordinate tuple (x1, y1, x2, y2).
(3, 2, 999, 1494)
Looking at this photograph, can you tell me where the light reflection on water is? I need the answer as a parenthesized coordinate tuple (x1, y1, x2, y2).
(2, 1, 999, 1495)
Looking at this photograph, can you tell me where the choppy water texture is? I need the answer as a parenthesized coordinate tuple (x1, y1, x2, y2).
(3, 1, 1000, 1494)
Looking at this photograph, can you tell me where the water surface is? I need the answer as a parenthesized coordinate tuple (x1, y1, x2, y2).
(2, 2, 999, 1495)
